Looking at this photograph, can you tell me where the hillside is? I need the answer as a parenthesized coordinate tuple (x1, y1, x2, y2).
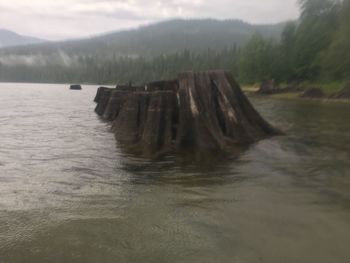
(0, 19, 286, 84)
(0, 19, 285, 61)
(0, 29, 45, 48)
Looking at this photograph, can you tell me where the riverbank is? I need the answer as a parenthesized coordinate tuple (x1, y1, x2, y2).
(242, 81, 350, 102)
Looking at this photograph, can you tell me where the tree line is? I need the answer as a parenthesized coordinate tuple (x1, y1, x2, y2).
(0, 47, 240, 84)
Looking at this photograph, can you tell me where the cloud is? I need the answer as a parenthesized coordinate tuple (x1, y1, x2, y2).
(0, 0, 299, 40)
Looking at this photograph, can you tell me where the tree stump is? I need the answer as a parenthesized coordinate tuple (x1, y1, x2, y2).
(94, 71, 281, 157)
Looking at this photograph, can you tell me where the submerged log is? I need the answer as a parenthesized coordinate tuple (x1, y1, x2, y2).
(70, 84, 82, 90)
(94, 71, 281, 157)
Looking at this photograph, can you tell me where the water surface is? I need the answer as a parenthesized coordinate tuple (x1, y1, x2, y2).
(0, 83, 349, 263)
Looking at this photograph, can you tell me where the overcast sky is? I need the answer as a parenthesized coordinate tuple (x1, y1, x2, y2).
(0, 0, 300, 40)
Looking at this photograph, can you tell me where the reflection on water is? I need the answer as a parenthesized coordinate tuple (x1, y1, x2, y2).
(0, 83, 349, 263)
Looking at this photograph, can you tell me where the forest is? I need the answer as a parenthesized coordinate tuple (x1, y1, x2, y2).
(0, 0, 349, 86)
(240, 0, 350, 84)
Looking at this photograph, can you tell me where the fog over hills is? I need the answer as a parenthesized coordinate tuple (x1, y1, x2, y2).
(0, 19, 287, 84)
(0, 29, 45, 48)
(0, 19, 285, 65)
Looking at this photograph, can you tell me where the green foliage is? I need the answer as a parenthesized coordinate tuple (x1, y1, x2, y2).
(238, 0, 349, 85)
(314, 81, 345, 95)
(239, 35, 280, 83)
(279, 22, 297, 81)
(294, 0, 339, 80)
(298, 0, 339, 19)
(0, 48, 241, 85)
(321, 0, 350, 79)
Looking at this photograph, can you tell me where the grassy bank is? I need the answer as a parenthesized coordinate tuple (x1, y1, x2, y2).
(301, 81, 345, 96)
(242, 81, 346, 98)
(241, 84, 259, 94)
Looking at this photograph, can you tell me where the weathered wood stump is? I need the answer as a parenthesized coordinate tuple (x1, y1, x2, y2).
(94, 71, 281, 157)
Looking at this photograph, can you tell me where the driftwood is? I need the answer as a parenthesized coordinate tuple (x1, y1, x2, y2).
(94, 71, 280, 157)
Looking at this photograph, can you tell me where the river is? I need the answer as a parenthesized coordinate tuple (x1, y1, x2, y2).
(0, 83, 349, 263)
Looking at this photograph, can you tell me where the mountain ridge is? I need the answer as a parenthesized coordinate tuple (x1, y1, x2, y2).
(0, 18, 287, 84)
(0, 29, 46, 48)
(0, 19, 286, 59)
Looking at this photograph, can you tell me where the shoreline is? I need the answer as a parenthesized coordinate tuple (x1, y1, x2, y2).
(242, 85, 350, 103)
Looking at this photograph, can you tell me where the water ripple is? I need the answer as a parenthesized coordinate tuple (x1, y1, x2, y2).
(0, 83, 350, 262)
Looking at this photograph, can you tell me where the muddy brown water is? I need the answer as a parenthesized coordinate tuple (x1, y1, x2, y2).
(0, 83, 349, 263)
